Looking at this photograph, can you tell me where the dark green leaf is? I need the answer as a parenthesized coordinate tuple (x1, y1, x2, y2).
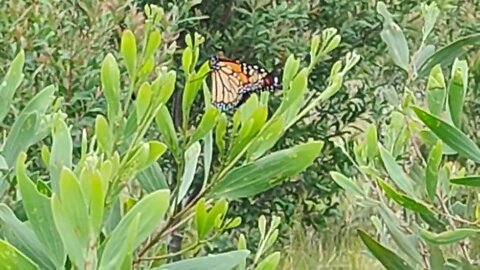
(378, 179, 433, 215)
(358, 229, 413, 270)
(418, 33, 480, 77)
(450, 176, 480, 187)
(413, 106, 480, 162)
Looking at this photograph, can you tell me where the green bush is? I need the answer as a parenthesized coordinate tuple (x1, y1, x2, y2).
(331, 2, 480, 268)
(0, 3, 360, 269)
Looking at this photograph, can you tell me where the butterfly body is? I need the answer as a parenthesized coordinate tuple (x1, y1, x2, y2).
(209, 55, 281, 111)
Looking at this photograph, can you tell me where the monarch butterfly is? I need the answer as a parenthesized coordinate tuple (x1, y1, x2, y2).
(209, 55, 281, 111)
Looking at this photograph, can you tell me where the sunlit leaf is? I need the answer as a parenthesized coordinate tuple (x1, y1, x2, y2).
(121, 30, 137, 80)
(0, 239, 38, 270)
(209, 141, 323, 199)
(153, 250, 250, 270)
(177, 142, 201, 204)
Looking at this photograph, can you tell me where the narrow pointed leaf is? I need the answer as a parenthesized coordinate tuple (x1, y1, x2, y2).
(450, 176, 480, 187)
(177, 142, 201, 204)
(358, 230, 413, 270)
(426, 140, 443, 201)
(379, 145, 415, 197)
(0, 50, 25, 123)
(49, 118, 73, 194)
(413, 106, 480, 162)
(419, 228, 480, 245)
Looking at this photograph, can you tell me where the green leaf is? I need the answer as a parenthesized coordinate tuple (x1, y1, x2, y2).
(182, 62, 210, 126)
(448, 59, 468, 127)
(450, 176, 480, 187)
(413, 45, 435, 74)
(2, 85, 56, 166)
(177, 142, 201, 204)
(420, 2, 440, 43)
(206, 199, 228, 232)
(377, 2, 409, 71)
(100, 190, 170, 268)
(0, 204, 55, 269)
(155, 106, 179, 158)
(377, 179, 433, 215)
(182, 47, 193, 74)
(358, 229, 413, 270)
(0, 50, 25, 123)
(145, 29, 162, 61)
(136, 82, 152, 123)
(153, 250, 250, 270)
(215, 114, 228, 154)
(101, 53, 122, 122)
(157, 70, 176, 105)
(428, 243, 446, 270)
(121, 30, 137, 79)
(190, 107, 219, 146)
(282, 55, 300, 88)
(330, 171, 365, 198)
(2, 112, 39, 167)
(426, 140, 443, 201)
(52, 168, 90, 269)
(379, 205, 424, 265)
(137, 162, 169, 193)
(49, 118, 73, 194)
(379, 145, 415, 197)
(16, 153, 65, 267)
(426, 65, 446, 116)
(194, 198, 208, 240)
(96, 115, 114, 155)
(365, 124, 379, 161)
(230, 106, 268, 159)
(418, 33, 480, 77)
(203, 131, 213, 183)
(247, 117, 284, 160)
(142, 141, 167, 170)
(0, 239, 38, 270)
(255, 252, 281, 270)
(419, 228, 480, 245)
(413, 106, 480, 162)
(79, 168, 105, 236)
(208, 141, 323, 199)
(99, 214, 139, 270)
(281, 69, 308, 121)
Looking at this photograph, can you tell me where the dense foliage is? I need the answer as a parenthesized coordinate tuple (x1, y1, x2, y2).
(0, 0, 479, 269)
